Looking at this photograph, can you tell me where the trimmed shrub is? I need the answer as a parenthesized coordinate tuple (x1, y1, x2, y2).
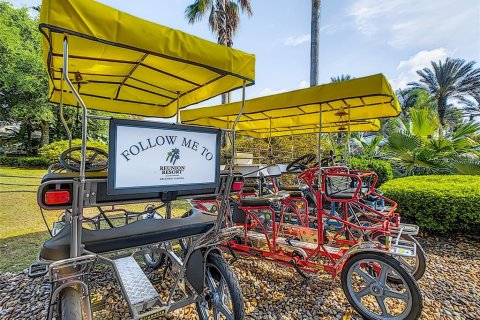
(348, 158, 394, 186)
(380, 175, 480, 235)
(0, 156, 49, 168)
(39, 139, 108, 163)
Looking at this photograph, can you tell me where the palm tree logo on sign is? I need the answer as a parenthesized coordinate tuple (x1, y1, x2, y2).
(166, 148, 180, 165)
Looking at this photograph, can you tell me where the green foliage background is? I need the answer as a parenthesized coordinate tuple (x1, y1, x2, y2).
(38, 139, 108, 163)
(380, 175, 480, 234)
(0, 156, 49, 168)
(348, 158, 394, 186)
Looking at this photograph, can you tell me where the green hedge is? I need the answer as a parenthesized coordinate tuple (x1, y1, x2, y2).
(380, 175, 480, 235)
(0, 156, 49, 168)
(39, 139, 108, 163)
(348, 158, 394, 186)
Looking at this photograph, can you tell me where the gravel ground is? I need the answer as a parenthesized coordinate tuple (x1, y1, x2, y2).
(0, 234, 478, 320)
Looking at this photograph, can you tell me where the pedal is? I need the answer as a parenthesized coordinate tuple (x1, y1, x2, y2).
(113, 256, 159, 309)
(28, 262, 48, 278)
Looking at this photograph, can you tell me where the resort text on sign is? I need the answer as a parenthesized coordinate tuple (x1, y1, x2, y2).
(108, 119, 220, 194)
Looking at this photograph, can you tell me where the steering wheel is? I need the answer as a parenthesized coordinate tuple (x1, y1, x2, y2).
(286, 153, 317, 172)
(60, 147, 108, 172)
(312, 150, 336, 168)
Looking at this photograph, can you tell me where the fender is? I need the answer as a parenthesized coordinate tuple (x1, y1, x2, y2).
(204, 246, 223, 259)
(334, 240, 416, 275)
(333, 242, 389, 275)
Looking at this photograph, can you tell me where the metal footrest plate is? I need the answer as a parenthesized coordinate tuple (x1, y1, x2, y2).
(114, 256, 158, 306)
(246, 231, 341, 254)
(391, 223, 419, 235)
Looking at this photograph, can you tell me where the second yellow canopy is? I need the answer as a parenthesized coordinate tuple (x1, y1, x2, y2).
(181, 74, 400, 137)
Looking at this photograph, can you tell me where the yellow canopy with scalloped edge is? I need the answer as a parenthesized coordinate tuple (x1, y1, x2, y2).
(181, 74, 400, 137)
(39, 0, 255, 117)
(240, 119, 381, 138)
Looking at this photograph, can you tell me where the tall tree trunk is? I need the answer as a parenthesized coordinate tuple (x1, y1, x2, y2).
(437, 97, 447, 127)
(310, 0, 321, 87)
(217, 0, 230, 104)
(26, 125, 32, 155)
(40, 120, 50, 147)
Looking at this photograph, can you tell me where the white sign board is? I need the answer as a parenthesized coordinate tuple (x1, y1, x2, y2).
(108, 119, 220, 195)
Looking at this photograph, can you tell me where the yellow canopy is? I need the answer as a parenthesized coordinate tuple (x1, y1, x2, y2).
(39, 0, 255, 117)
(181, 74, 400, 135)
(241, 119, 381, 138)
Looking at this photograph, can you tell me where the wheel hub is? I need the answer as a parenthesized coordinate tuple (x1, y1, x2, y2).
(369, 283, 384, 297)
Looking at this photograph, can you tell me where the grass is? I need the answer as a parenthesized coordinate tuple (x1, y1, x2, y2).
(0, 166, 191, 272)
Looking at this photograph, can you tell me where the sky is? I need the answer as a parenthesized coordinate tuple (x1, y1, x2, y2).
(9, 0, 480, 107)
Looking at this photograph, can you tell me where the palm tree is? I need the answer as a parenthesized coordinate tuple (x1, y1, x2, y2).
(395, 88, 430, 118)
(310, 0, 321, 86)
(409, 58, 480, 126)
(330, 74, 353, 83)
(460, 91, 480, 121)
(385, 107, 480, 175)
(352, 133, 383, 160)
(185, 0, 252, 103)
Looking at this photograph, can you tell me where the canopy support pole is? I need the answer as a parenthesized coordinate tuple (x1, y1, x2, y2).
(176, 92, 180, 124)
(59, 70, 72, 149)
(317, 103, 324, 246)
(216, 81, 246, 233)
(62, 36, 88, 258)
(268, 117, 272, 162)
(346, 106, 351, 164)
(318, 103, 322, 175)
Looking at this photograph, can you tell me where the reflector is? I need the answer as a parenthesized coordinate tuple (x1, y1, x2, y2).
(232, 181, 244, 192)
(45, 190, 71, 205)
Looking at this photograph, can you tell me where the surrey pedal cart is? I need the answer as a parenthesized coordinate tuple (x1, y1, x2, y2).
(29, 0, 255, 319)
(182, 75, 425, 320)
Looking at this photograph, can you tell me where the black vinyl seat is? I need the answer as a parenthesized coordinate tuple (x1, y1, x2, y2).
(287, 191, 303, 198)
(327, 187, 369, 200)
(40, 209, 216, 261)
(244, 183, 258, 188)
(282, 186, 301, 192)
(192, 195, 218, 201)
(239, 198, 271, 207)
(41, 171, 107, 183)
(241, 187, 256, 193)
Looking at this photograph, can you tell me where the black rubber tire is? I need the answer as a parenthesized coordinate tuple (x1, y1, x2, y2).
(59, 287, 83, 320)
(143, 251, 166, 269)
(196, 254, 245, 320)
(341, 252, 423, 320)
(405, 235, 427, 280)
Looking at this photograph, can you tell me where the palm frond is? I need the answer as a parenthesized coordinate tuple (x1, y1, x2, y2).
(330, 75, 353, 82)
(236, 0, 253, 16)
(386, 132, 422, 152)
(428, 138, 453, 153)
(386, 117, 408, 133)
(409, 108, 438, 137)
(453, 157, 480, 175)
(451, 121, 480, 141)
(185, 0, 214, 24)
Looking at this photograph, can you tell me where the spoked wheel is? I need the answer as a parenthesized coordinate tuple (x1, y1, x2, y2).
(58, 287, 83, 320)
(341, 252, 423, 320)
(196, 254, 244, 320)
